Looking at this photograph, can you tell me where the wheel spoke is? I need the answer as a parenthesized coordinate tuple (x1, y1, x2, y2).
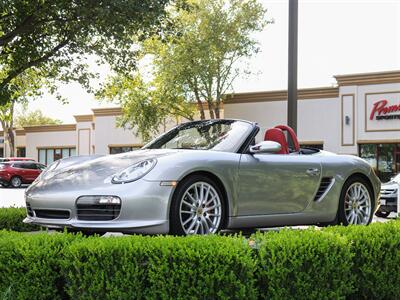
(182, 215, 195, 226)
(204, 204, 221, 212)
(186, 218, 197, 233)
(182, 200, 196, 209)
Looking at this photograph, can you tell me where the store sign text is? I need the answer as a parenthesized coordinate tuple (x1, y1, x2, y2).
(369, 99, 400, 120)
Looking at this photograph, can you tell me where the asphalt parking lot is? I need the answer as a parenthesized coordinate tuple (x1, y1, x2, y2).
(0, 185, 28, 208)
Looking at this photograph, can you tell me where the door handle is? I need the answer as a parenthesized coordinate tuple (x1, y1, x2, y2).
(306, 168, 320, 176)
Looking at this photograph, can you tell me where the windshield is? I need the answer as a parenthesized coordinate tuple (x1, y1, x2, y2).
(144, 120, 253, 152)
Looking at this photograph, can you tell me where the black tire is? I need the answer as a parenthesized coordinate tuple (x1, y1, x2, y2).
(169, 174, 226, 235)
(10, 176, 22, 188)
(338, 176, 374, 225)
(375, 210, 390, 218)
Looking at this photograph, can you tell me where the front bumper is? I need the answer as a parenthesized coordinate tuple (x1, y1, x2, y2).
(23, 179, 175, 234)
(378, 196, 398, 213)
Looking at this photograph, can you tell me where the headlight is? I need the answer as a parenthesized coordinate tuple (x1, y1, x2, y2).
(112, 158, 157, 184)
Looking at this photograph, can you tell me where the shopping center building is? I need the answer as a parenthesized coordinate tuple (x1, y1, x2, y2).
(1, 70, 399, 181)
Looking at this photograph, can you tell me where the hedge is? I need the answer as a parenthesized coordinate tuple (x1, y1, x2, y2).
(252, 229, 354, 300)
(325, 221, 400, 300)
(0, 207, 41, 232)
(0, 219, 399, 299)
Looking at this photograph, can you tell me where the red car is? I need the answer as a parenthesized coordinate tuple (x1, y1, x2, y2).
(0, 161, 47, 188)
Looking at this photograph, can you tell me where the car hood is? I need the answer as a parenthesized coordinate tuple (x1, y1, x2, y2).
(27, 149, 179, 191)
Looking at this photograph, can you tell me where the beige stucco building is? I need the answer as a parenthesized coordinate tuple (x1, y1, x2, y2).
(1, 70, 399, 181)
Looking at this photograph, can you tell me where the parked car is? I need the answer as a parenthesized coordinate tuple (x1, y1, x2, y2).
(24, 120, 381, 235)
(376, 173, 399, 218)
(0, 157, 35, 162)
(0, 161, 47, 188)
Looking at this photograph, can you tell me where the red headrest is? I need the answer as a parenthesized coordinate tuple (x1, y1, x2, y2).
(274, 125, 300, 152)
(264, 128, 289, 154)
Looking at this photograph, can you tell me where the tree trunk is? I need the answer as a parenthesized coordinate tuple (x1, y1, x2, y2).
(207, 101, 215, 119)
(214, 101, 221, 119)
(196, 99, 205, 120)
(6, 128, 15, 157)
(0, 100, 16, 157)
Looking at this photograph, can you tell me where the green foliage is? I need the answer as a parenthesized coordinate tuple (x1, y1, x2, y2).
(0, 221, 399, 299)
(97, 73, 194, 142)
(0, 231, 81, 300)
(64, 235, 257, 300)
(15, 109, 62, 127)
(325, 222, 400, 300)
(98, 0, 268, 140)
(0, 207, 41, 232)
(252, 228, 354, 300)
(0, 0, 171, 105)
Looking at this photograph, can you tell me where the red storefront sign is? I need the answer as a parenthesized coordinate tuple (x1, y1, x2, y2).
(370, 99, 400, 120)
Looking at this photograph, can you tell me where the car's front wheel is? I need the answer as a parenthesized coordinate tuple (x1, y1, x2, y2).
(170, 175, 225, 235)
(10, 176, 22, 188)
(338, 176, 374, 225)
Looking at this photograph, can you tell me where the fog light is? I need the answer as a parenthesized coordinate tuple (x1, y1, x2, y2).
(77, 196, 121, 205)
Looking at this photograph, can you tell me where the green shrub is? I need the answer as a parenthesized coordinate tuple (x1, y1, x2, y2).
(63, 235, 257, 300)
(325, 221, 400, 300)
(252, 228, 354, 300)
(0, 231, 81, 300)
(0, 221, 399, 299)
(0, 207, 41, 232)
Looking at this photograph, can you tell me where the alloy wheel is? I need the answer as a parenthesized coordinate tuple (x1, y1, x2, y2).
(11, 177, 22, 188)
(179, 181, 222, 235)
(344, 182, 372, 225)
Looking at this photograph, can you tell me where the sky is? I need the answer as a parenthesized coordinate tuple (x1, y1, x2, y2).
(22, 0, 400, 124)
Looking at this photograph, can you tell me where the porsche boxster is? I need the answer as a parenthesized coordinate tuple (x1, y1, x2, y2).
(24, 119, 381, 235)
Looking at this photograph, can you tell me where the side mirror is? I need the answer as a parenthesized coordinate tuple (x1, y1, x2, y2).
(250, 141, 282, 154)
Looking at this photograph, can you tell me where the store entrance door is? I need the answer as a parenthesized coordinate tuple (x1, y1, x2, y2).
(359, 143, 400, 183)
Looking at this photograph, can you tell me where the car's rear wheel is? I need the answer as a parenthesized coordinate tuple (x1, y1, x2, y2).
(338, 176, 374, 225)
(10, 176, 22, 188)
(170, 175, 225, 235)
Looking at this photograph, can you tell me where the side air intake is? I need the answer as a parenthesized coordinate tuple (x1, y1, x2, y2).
(314, 177, 334, 201)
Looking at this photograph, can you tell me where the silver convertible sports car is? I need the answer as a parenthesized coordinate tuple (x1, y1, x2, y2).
(24, 119, 381, 235)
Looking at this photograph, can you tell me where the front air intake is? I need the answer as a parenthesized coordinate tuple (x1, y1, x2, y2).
(76, 196, 121, 221)
(314, 177, 334, 201)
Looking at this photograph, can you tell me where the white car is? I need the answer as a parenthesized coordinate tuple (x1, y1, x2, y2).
(376, 173, 399, 218)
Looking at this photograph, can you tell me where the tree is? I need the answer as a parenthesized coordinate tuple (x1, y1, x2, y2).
(0, 68, 47, 156)
(98, 73, 194, 142)
(0, 0, 171, 106)
(15, 110, 62, 127)
(98, 0, 267, 139)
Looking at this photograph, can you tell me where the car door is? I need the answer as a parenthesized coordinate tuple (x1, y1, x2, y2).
(24, 163, 39, 182)
(11, 163, 28, 181)
(237, 153, 322, 216)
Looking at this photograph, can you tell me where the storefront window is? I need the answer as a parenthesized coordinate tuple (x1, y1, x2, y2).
(359, 144, 377, 170)
(359, 143, 400, 182)
(38, 148, 76, 165)
(16, 147, 26, 157)
(0, 147, 3, 158)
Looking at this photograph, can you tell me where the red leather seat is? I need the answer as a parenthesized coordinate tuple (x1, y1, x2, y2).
(274, 125, 300, 152)
(264, 128, 289, 154)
